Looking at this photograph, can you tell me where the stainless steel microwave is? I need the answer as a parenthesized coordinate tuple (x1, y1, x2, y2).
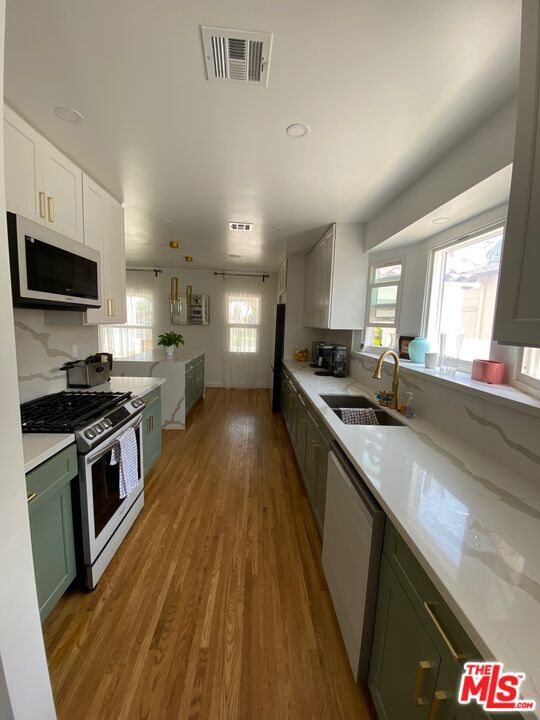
(7, 212, 101, 310)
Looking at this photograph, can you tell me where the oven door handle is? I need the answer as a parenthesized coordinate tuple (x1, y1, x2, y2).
(84, 415, 143, 466)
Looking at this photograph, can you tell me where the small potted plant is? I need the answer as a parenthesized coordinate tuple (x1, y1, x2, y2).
(157, 331, 184, 358)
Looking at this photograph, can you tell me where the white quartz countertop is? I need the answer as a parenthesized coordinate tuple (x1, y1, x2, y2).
(23, 434, 75, 474)
(22, 376, 166, 473)
(114, 350, 205, 364)
(88, 376, 166, 396)
(283, 360, 540, 710)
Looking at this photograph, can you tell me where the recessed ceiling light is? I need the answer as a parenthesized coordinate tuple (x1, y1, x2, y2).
(162, 218, 176, 225)
(54, 106, 84, 124)
(286, 123, 310, 138)
(169, 240, 180, 249)
(272, 225, 285, 231)
(229, 254, 242, 258)
(432, 217, 450, 224)
(184, 256, 193, 262)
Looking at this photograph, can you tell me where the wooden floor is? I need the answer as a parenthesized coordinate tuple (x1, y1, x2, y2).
(44, 388, 374, 719)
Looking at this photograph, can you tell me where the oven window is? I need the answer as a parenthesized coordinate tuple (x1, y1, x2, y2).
(91, 428, 142, 537)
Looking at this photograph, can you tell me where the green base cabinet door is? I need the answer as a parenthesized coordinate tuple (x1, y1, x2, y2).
(368, 557, 441, 720)
(142, 387, 162, 475)
(26, 445, 78, 622)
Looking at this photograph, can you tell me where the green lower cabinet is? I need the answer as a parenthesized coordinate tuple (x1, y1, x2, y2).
(369, 557, 441, 720)
(295, 398, 309, 472)
(369, 524, 519, 720)
(304, 411, 330, 533)
(26, 445, 78, 622)
(185, 356, 205, 416)
(142, 387, 162, 475)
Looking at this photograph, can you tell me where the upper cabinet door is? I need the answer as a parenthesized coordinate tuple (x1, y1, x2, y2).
(103, 195, 127, 324)
(83, 176, 106, 325)
(493, 1, 540, 348)
(83, 174, 126, 325)
(42, 140, 84, 243)
(4, 106, 46, 224)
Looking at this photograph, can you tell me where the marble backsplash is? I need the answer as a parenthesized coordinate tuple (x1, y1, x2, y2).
(349, 353, 540, 485)
(14, 309, 99, 403)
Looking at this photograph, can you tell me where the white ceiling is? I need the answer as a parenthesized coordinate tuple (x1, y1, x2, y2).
(4, 0, 521, 270)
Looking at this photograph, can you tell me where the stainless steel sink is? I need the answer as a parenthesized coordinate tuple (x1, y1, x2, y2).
(320, 394, 405, 426)
(320, 394, 378, 410)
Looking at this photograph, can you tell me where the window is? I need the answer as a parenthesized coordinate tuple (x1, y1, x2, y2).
(99, 283, 153, 358)
(425, 226, 504, 368)
(364, 260, 403, 350)
(516, 347, 540, 392)
(227, 294, 260, 353)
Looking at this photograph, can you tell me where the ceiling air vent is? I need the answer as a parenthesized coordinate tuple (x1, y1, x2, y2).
(201, 26, 272, 86)
(229, 222, 253, 231)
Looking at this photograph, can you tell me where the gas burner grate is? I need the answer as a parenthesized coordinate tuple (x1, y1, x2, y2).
(20, 391, 131, 433)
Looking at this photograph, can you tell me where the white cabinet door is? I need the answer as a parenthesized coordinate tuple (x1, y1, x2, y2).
(320, 228, 334, 328)
(103, 196, 127, 324)
(83, 176, 106, 324)
(42, 140, 84, 243)
(83, 174, 126, 325)
(304, 248, 316, 326)
(493, 1, 540, 348)
(4, 106, 46, 224)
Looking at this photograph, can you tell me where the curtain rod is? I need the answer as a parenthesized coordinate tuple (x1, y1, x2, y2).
(126, 267, 163, 277)
(214, 272, 270, 282)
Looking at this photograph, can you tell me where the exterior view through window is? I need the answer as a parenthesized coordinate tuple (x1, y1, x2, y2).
(228, 294, 260, 353)
(426, 226, 504, 366)
(100, 289, 153, 358)
(519, 347, 540, 390)
(364, 261, 402, 349)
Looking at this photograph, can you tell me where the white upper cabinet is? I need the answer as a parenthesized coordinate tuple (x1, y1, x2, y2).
(42, 139, 84, 243)
(304, 223, 367, 330)
(83, 174, 126, 325)
(493, 2, 540, 348)
(4, 106, 45, 224)
(4, 106, 84, 243)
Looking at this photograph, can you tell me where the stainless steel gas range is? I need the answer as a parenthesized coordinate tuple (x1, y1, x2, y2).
(21, 390, 146, 589)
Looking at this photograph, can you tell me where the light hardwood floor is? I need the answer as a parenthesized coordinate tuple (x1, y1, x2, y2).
(44, 388, 374, 719)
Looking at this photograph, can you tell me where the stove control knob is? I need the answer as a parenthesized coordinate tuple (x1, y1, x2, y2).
(85, 429, 96, 440)
(102, 419, 112, 429)
(94, 423, 104, 434)
(132, 398, 143, 408)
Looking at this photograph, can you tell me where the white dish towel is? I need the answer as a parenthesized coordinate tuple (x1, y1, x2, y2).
(110, 427, 139, 499)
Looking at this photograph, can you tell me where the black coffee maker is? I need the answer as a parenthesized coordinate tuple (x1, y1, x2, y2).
(314, 344, 334, 376)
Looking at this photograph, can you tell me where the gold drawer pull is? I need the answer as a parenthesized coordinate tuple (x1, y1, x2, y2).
(47, 196, 55, 223)
(413, 660, 435, 706)
(424, 601, 468, 662)
(38, 191, 46, 218)
(428, 690, 450, 720)
(27, 491, 37, 503)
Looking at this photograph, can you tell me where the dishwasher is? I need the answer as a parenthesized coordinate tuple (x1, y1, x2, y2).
(322, 444, 385, 684)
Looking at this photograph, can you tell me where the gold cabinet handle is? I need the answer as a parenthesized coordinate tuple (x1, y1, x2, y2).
(38, 191, 47, 218)
(424, 602, 468, 662)
(110, 298, 115, 316)
(47, 196, 55, 223)
(427, 690, 451, 720)
(27, 491, 37, 503)
(311, 440, 319, 463)
(106, 299, 114, 317)
(413, 660, 435, 706)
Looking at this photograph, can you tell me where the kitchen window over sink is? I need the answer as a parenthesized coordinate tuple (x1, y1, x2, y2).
(100, 277, 153, 358)
(425, 225, 504, 369)
(516, 347, 540, 393)
(363, 260, 403, 351)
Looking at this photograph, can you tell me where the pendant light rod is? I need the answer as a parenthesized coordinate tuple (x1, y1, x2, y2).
(126, 267, 163, 278)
